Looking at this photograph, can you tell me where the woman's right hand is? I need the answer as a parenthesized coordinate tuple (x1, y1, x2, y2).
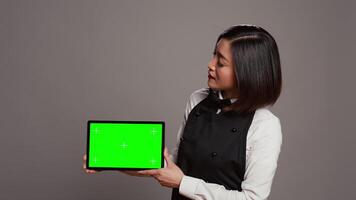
(82, 154, 150, 177)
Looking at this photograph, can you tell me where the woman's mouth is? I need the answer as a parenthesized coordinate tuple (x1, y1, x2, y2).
(208, 74, 215, 79)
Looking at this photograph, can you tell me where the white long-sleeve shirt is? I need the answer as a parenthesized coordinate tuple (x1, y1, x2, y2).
(171, 88, 283, 200)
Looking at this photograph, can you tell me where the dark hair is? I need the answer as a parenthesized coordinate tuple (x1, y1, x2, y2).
(214, 24, 282, 114)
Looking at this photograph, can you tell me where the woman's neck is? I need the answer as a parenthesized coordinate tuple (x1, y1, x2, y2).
(222, 89, 239, 99)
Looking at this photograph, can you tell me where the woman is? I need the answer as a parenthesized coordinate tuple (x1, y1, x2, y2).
(83, 24, 283, 200)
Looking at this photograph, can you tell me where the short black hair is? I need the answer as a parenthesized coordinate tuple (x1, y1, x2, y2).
(214, 24, 282, 114)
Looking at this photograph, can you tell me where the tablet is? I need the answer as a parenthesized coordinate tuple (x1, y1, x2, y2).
(86, 120, 165, 170)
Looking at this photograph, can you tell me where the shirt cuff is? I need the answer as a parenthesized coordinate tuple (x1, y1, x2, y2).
(179, 175, 201, 199)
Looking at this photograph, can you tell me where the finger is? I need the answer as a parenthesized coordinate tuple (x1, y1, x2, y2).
(83, 162, 96, 173)
(164, 147, 173, 166)
(164, 147, 169, 156)
(119, 170, 150, 177)
(83, 154, 87, 160)
(137, 169, 159, 176)
(86, 169, 96, 174)
(82, 158, 88, 169)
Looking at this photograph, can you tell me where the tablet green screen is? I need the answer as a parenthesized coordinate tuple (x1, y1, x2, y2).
(87, 121, 164, 169)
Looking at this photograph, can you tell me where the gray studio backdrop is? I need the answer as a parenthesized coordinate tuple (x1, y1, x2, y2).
(1, 0, 355, 199)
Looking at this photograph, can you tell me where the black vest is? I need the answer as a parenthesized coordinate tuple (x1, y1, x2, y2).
(171, 89, 255, 200)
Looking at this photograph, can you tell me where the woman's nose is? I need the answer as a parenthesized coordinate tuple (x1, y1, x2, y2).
(208, 56, 216, 70)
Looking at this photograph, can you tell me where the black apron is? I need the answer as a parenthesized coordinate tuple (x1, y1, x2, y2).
(171, 88, 255, 200)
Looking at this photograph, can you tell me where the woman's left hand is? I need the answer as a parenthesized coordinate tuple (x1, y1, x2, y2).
(138, 147, 184, 188)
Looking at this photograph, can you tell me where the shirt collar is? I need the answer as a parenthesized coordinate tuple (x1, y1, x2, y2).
(217, 90, 238, 103)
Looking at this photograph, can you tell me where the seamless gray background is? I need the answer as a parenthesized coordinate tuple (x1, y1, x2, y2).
(1, 0, 355, 199)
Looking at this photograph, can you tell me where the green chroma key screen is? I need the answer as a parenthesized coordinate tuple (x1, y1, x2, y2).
(87, 121, 165, 170)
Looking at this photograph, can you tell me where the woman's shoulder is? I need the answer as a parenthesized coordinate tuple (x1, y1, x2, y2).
(182, 87, 210, 118)
(253, 107, 280, 123)
(248, 107, 282, 143)
(188, 87, 210, 104)
(189, 88, 209, 108)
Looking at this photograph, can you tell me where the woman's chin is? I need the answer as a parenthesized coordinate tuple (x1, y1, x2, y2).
(207, 82, 219, 90)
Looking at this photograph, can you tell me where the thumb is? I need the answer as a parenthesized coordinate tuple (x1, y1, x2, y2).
(164, 146, 173, 166)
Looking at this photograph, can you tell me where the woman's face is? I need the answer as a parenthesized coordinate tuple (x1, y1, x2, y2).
(207, 38, 239, 98)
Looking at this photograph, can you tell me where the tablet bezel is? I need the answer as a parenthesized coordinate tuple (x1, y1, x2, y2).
(86, 120, 165, 170)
